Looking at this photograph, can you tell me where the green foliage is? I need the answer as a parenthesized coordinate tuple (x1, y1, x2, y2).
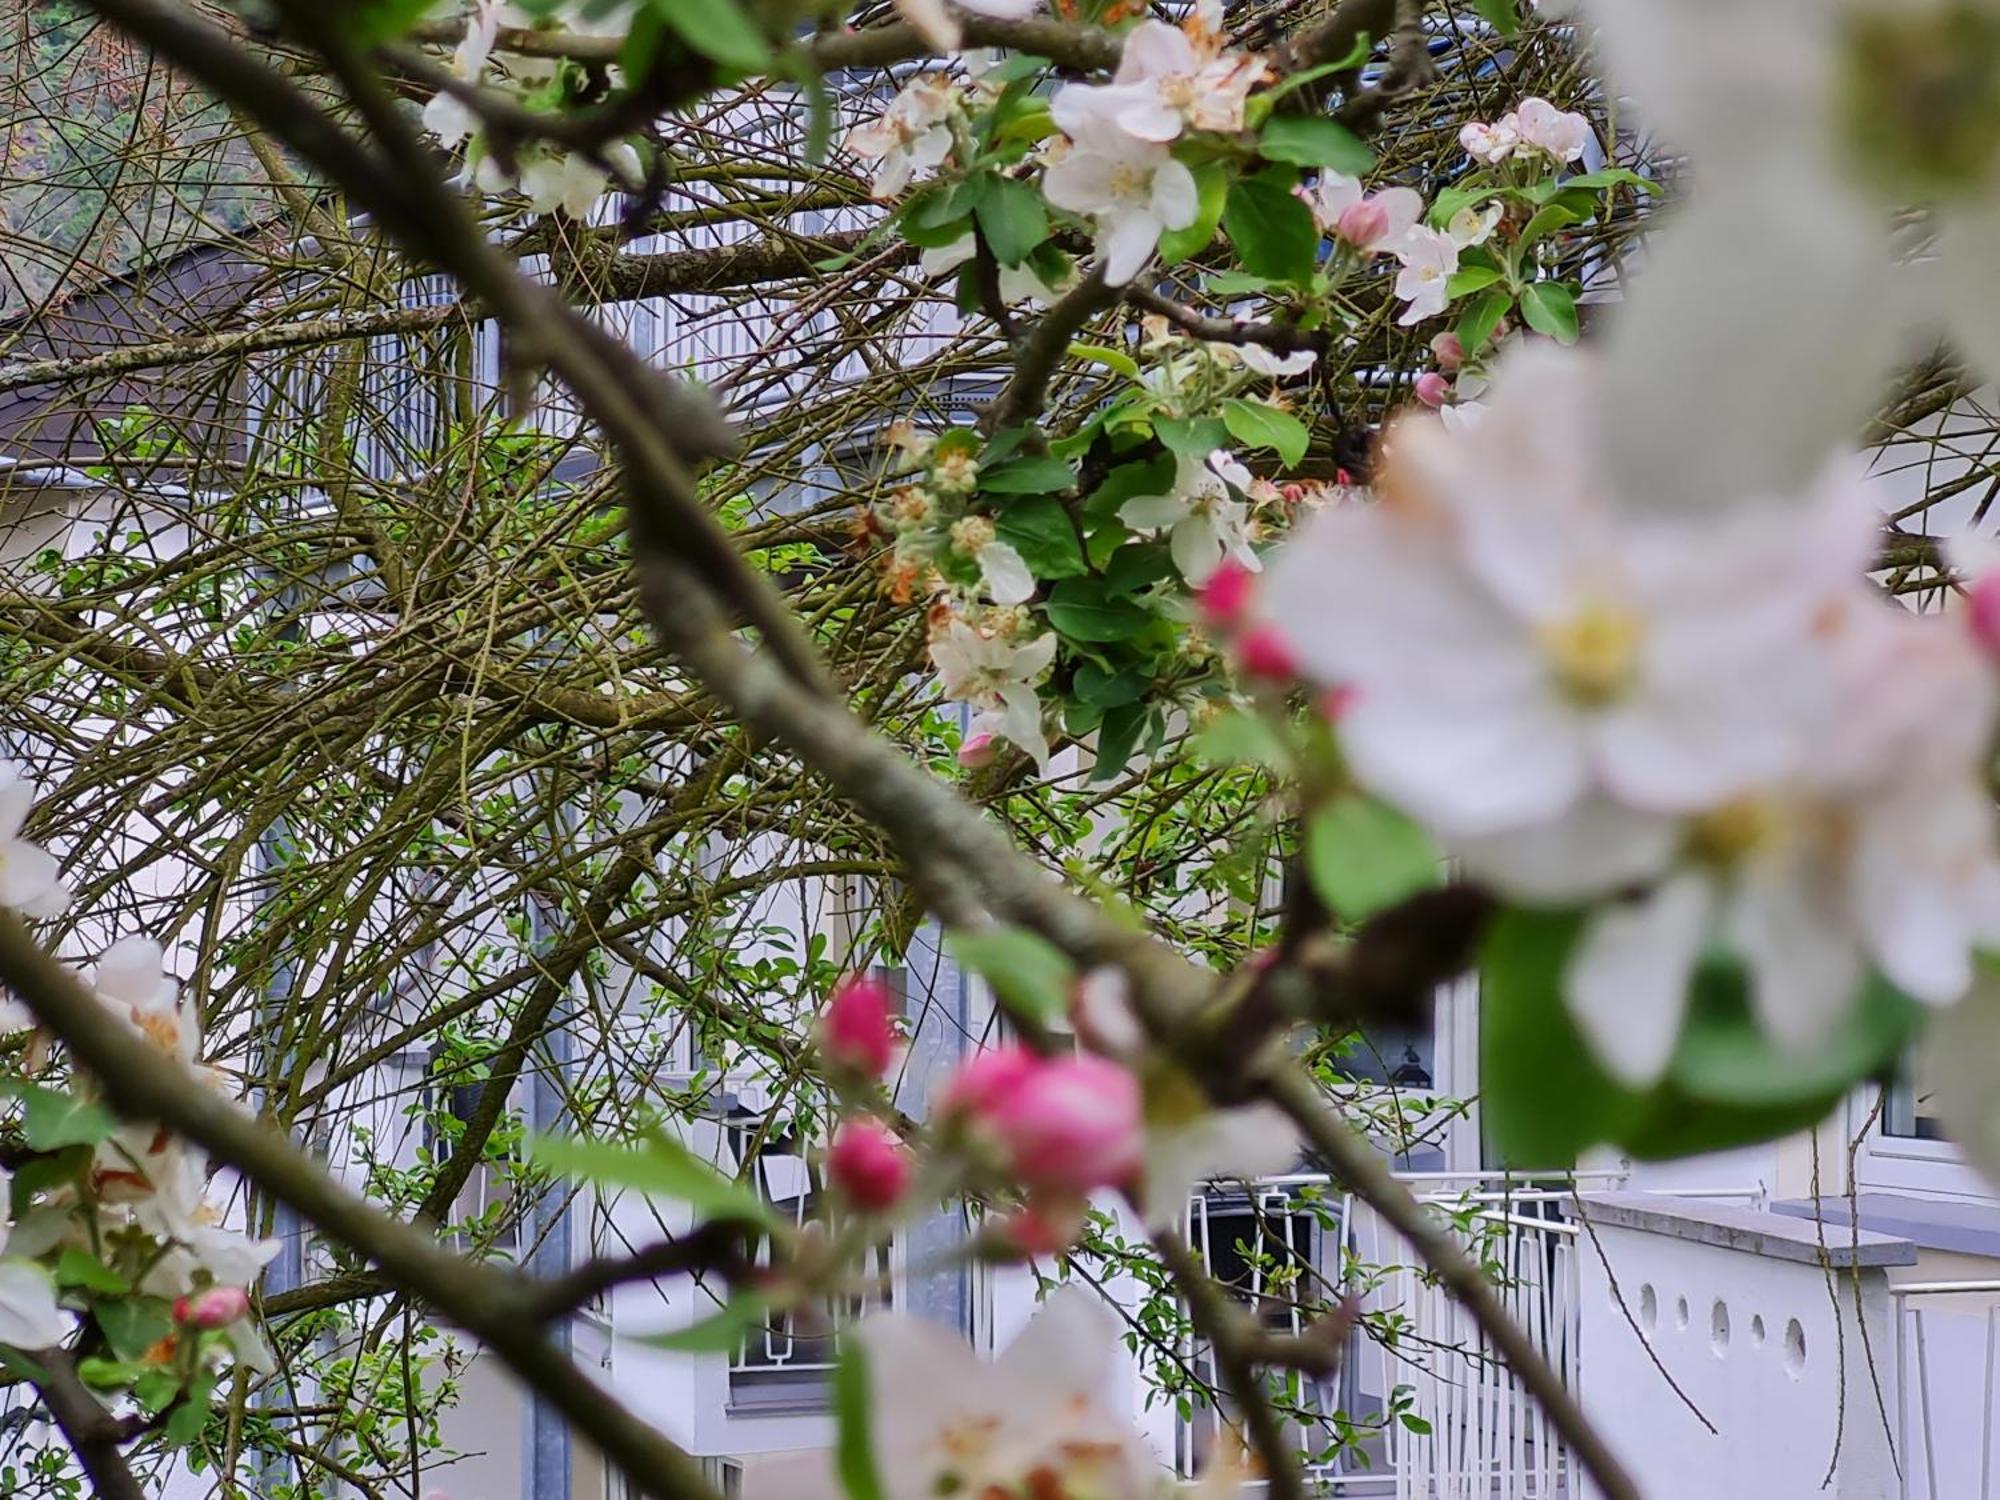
(529, 1131, 780, 1229)
(1258, 116, 1375, 174)
(834, 1341, 886, 1500)
(1220, 398, 1311, 467)
(1304, 796, 1438, 922)
(1223, 170, 1321, 285)
(948, 926, 1076, 1025)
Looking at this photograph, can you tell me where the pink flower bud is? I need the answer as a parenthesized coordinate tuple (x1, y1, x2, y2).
(957, 731, 996, 768)
(1319, 684, 1359, 721)
(939, 1044, 1042, 1120)
(820, 974, 898, 1078)
(1973, 576, 2000, 663)
(1235, 625, 1299, 683)
(981, 1054, 1142, 1194)
(1334, 197, 1391, 249)
(827, 1118, 911, 1211)
(995, 1195, 1086, 1257)
(1413, 372, 1452, 408)
(1195, 557, 1257, 630)
(1430, 331, 1466, 372)
(179, 1286, 250, 1330)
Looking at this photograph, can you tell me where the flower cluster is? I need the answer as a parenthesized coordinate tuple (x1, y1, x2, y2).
(420, 2, 643, 217)
(0, 763, 274, 1382)
(1267, 344, 2000, 1085)
(1459, 97, 1593, 170)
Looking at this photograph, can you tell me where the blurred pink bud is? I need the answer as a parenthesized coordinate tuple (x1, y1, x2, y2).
(1334, 198, 1390, 248)
(179, 1286, 250, 1330)
(1195, 557, 1257, 630)
(1335, 468, 1355, 487)
(957, 731, 997, 768)
(1236, 625, 1299, 683)
(983, 1054, 1142, 1194)
(1319, 684, 1358, 721)
(1430, 331, 1466, 372)
(828, 1118, 911, 1211)
(939, 1044, 1042, 1120)
(1973, 576, 2000, 663)
(821, 974, 898, 1078)
(1413, 372, 1452, 408)
(996, 1195, 1086, 1257)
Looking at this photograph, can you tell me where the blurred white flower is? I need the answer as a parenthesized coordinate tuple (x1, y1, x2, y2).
(0, 763, 65, 917)
(1391, 227, 1459, 324)
(1446, 200, 1504, 249)
(0, 1261, 65, 1351)
(919, 234, 1064, 305)
(1579, 0, 2000, 511)
(1119, 451, 1260, 583)
(930, 617, 1058, 769)
(744, 1289, 1157, 1500)
(895, 0, 1042, 53)
(1042, 117, 1200, 284)
(1238, 343, 1319, 377)
(1264, 344, 1877, 844)
(1511, 97, 1593, 163)
(845, 75, 958, 198)
(1460, 119, 1519, 165)
(1562, 598, 2000, 1084)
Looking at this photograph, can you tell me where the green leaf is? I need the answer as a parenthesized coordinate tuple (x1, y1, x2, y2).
(1083, 454, 1176, 525)
(1068, 342, 1140, 380)
(1159, 162, 1232, 265)
(0, 1083, 117, 1151)
(1220, 398, 1309, 467)
(1304, 795, 1438, 922)
(1262, 34, 1374, 101)
(1204, 270, 1279, 296)
(1519, 281, 1580, 344)
(94, 1296, 174, 1364)
(1223, 171, 1320, 286)
(1445, 265, 1506, 299)
(1667, 964, 1920, 1109)
(1479, 910, 1639, 1167)
(1258, 116, 1374, 174)
(1100, 543, 1174, 596)
(1562, 167, 1659, 194)
(529, 1132, 779, 1229)
(164, 1372, 216, 1448)
(834, 1339, 886, 1500)
(1470, 0, 1519, 34)
(1454, 287, 1511, 357)
(947, 927, 1074, 1026)
(995, 495, 1087, 578)
(1152, 416, 1230, 462)
(981, 455, 1076, 494)
(77, 1357, 147, 1389)
(1073, 662, 1148, 707)
(975, 177, 1049, 266)
(344, 0, 435, 43)
(1517, 204, 1582, 253)
(640, 1293, 771, 1352)
(131, 1368, 181, 1415)
(56, 1250, 128, 1295)
(649, 0, 772, 72)
(1043, 579, 1155, 642)
(1092, 703, 1148, 781)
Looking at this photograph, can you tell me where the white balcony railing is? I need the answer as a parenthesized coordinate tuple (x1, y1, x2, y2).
(1894, 1279, 2000, 1500)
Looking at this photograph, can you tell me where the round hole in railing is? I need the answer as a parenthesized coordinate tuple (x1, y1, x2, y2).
(1675, 1295, 1690, 1331)
(1639, 1284, 1657, 1330)
(1711, 1299, 1731, 1357)
(1784, 1318, 1807, 1378)
(1750, 1314, 1766, 1347)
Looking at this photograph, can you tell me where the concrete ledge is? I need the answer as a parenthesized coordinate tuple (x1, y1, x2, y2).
(1578, 1192, 1917, 1268)
(1772, 1192, 2000, 1260)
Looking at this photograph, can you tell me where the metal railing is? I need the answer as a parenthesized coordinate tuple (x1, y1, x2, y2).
(1894, 1279, 2000, 1500)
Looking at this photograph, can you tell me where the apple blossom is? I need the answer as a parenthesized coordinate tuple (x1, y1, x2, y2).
(980, 1054, 1144, 1194)
(1511, 97, 1593, 163)
(1194, 555, 1258, 630)
(1391, 228, 1460, 325)
(178, 1285, 252, 1330)
(1118, 451, 1261, 583)
(928, 611, 1058, 770)
(956, 731, 997, 768)
(1041, 117, 1200, 285)
(1952, 534, 2000, 664)
(743, 1290, 1157, 1500)
(919, 234, 1065, 305)
(1430, 331, 1467, 371)
(949, 517, 1036, 605)
(1235, 625, 1298, 682)
(1413, 372, 1452, 407)
(1304, 173, 1424, 256)
(1263, 344, 1878, 843)
(1236, 343, 1319, 378)
(1460, 119, 1519, 165)
(1051, 17, 1268, 144)
(845, 75, 958, 199)
(828, 1119, 913, 1211)
(821, 974, 900, 1079)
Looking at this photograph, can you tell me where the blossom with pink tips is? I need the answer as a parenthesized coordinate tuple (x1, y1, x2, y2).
(956, 731, 998, 769)
(1195, 556, 1258, 631)
(820, 974, 899, 1079)
(1413, 372, 1452, 408)
(177, 1286, 252, 1330)
(828, 1119, 912, 1211)
(939, 1046, 1142, 1195)
(1235, 625, 1298, 683)
(1303, 172, 1423, 256)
